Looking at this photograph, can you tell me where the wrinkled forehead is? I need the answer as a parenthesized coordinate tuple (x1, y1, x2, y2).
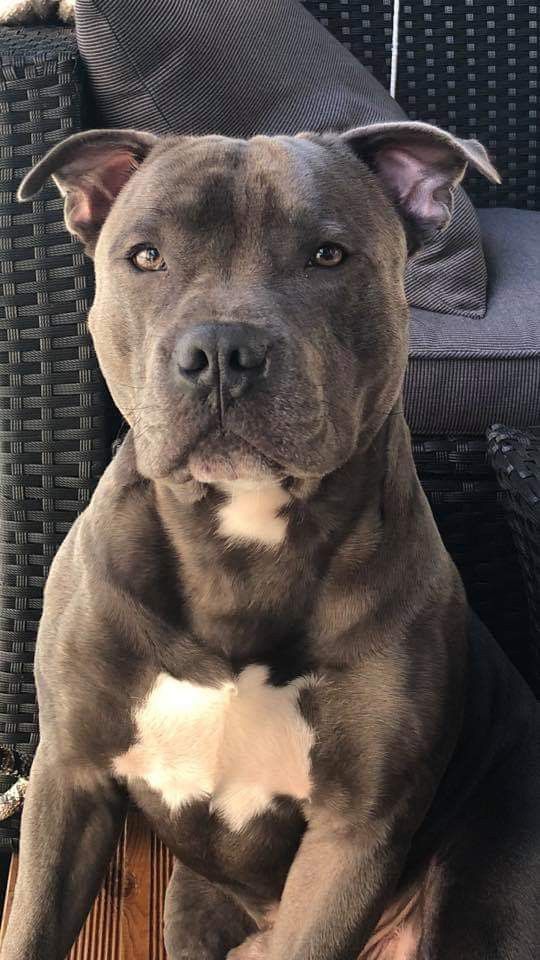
(105, 135, 347, 242)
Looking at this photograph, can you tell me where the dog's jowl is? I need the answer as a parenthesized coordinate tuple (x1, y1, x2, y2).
(2, 122, 539, 960)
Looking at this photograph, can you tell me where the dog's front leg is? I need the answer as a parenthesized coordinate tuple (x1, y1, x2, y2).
(266, 806, 411, 960)
(1, 744, 127, 960)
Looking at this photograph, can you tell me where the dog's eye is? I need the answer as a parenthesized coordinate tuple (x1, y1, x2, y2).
(309, 244, 346, 268)
(131, 246, 166, 272)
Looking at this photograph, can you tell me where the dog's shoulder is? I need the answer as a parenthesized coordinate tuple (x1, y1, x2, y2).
(35, 433, 171, 751)
(42, 430, 150, 594)
(37, 430, 164, 658)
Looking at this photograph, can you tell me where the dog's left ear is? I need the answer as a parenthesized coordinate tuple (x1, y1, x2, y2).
(18, 129, 160, 256)
(339, 121, 500, 249)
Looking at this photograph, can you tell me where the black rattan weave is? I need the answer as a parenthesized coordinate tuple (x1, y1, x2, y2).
(302, 0, 394, 89)
(303, 2, 539, 211)
(413, 435, 531, 683)
(0, 27, 109, 850)
(394, 1, 539, 211)
(488, 426, 540, 694)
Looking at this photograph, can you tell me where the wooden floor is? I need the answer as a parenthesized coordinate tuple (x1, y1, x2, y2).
(0, 814, 173, 959)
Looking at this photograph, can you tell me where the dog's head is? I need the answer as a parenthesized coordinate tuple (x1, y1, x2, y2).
(20, 124, 498, 486)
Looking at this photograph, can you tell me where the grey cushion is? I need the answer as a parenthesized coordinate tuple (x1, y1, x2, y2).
(75, 0, 488, 319)
(405, 208, 540, 434)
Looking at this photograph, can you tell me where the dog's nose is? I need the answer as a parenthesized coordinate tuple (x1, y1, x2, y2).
(174, 323, 269, 401)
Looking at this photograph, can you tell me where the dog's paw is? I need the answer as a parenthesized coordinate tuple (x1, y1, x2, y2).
(227, 931, 271, 960)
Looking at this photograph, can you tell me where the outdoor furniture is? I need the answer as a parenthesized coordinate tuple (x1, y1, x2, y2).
(488, 425, 540, 690)
(0, 25, 109, 850)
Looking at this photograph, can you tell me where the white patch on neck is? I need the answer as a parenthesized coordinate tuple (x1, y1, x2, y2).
(113, 665, 315, 831)
(216, 481, 290, 547)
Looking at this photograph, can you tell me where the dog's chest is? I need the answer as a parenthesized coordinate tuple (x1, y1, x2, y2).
(113, 665, 315, 831)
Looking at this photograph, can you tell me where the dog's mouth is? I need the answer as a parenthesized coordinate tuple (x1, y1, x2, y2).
(186, 431, 284, 485)
(131, 399, 289, 486)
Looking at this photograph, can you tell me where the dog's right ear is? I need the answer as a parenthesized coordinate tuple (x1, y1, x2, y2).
(337, 121, 500, 251)
(18, 129, 159, 256)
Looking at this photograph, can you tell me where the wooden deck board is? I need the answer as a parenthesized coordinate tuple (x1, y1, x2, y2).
(0, 813, 173, 959)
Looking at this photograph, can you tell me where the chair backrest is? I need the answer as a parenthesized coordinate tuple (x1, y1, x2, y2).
(303, 1, 539, 210)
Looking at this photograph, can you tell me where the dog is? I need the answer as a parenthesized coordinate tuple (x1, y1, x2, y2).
(2, 121, 539, 960)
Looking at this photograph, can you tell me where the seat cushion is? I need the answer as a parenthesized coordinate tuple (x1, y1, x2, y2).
(405, 208, 540, 434)
(75, 0, 488, 319)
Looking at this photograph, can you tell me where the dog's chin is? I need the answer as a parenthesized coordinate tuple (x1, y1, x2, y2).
(178, 432, 282, 486)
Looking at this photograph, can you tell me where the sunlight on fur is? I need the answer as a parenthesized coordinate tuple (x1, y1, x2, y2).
(217, 481, 290, 547)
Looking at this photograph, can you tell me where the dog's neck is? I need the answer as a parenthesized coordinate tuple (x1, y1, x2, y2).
(148, 409, 454, 668)
(156, 408, 422, 549)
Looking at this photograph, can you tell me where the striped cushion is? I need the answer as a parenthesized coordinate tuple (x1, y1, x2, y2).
(75, 0, 488, 319)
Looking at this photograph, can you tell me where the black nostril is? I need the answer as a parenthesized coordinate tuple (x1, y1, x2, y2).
(180, 347, 209, 375)
(176, 340, 212, 380)
(229, 349, 244, 372)
(229, 350, 244, 371)
(228, 347, 266, 372)
(174, 330, 217, 397)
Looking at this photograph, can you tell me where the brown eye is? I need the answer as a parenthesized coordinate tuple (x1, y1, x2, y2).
(131, 246, 166, 272)
(309, 244, 346, 268)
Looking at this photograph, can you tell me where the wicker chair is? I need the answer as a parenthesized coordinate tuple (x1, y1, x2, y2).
(0, 26, 110, 850)
(488, 426, 540, 693)
(0, 3, 538, 859)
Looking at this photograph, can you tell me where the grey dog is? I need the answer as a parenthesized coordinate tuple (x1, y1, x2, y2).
(1, 121, 539, 960)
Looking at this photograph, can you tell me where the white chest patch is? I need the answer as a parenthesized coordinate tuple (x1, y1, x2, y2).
(113, 665, 315, 831)
(216, 481, 290, 546)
